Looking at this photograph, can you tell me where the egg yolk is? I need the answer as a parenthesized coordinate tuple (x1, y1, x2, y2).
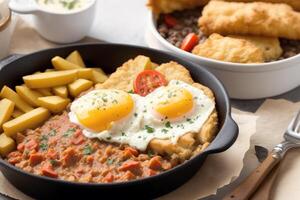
(75, 90, 134, 132)
(155, 87, 194, 119)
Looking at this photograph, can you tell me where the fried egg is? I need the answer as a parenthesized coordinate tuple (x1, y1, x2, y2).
(130, 80, 215, 150)
(69, 81, 215, 151)
(69, 89, 144, 144)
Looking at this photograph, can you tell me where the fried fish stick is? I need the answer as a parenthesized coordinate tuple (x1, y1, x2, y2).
(199, 1, 300, 40)
(229, 35, 282, 61)
(148, 0, 209, 14)
(226, 0, 300, 11)
(192, 34, 265, 63)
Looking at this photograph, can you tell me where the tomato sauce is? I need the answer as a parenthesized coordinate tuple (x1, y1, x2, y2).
(6, 112, 175, 183)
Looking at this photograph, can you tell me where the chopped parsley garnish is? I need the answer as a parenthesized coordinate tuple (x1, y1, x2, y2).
(165, 121, 172, 128)
(40, 143, 48, 151)
(186, 118, 193, 124)
(147, 150, 154, 157)
(49, 130, 57, 136)
(63, 128, 76, 137)
(83, 145, 93, 155)
(121, 132, 126, 136)
(106, 136, 112, 140)
(40, 135, 48, 141)
(128, 90, 134, 94)
(161, 129, 168, 133)
(145, 125, 155, 133)
(134, 113, 138, 117)
(50, 159, 58, 166)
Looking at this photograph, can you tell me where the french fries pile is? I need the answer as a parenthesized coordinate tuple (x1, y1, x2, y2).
(0, 51, 108, 157)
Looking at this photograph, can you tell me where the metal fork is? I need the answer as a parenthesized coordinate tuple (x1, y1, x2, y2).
(223, 109, 300, 200)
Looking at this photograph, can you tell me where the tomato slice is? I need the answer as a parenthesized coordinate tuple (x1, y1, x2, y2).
(164, 14, 177, 28)
(180, 33, 199, 52)
(134, 70, 168, 96)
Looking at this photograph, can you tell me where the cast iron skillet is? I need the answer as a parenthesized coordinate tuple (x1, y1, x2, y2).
(0, 43, 238, 200)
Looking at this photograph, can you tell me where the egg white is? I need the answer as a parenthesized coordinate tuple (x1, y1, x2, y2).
(68, 81, 215, 151)
(132, 80, 215, 150)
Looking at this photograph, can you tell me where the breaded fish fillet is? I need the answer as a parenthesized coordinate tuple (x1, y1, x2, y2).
(96, 56, 218, 162)
(230, 35, 282, 61)
(199, 1, 300, 40)
(147, 0, 300, 14)
(227, 0, 300, 11)
(147, 0, 208, 14)
(192, 33, 265, 63)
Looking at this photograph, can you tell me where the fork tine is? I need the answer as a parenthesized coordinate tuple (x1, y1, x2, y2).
(293, 110, 300, 133)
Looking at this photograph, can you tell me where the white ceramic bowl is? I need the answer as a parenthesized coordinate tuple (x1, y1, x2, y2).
(147, 12, 300, 100)
(0, 0, 16, 59)
(9, 0, 96, 44)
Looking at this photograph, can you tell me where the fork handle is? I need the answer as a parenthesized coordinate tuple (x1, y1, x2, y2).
(223, 153, 280, 200)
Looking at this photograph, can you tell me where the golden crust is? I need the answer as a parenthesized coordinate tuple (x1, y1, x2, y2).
(147, 0, 209, 14)
(192, 33, 265, 63)
(97, 56, 218, 162)
(229, 35, 282, 61)
(192, 33, 282, 63)
(227, 0, 300, 11)
(199, 1, 300, 40)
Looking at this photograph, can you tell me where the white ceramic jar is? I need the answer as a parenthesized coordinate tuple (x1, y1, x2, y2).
(9, 0, 97, 44)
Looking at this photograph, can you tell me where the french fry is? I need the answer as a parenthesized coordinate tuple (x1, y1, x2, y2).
(66, 50, 86, 67)
(37, 96, 70, 113)
(77, 68, 93, 80)
(52, 86, 68, 98)
(3, 107, 50, 138)
(36, 88, 52, 96)
(23, 70, 78, 89)
(0, 86, 33, 112)
(68, 79, 93, 97)
(16, 85, 43, 107)
(52, 56, 82, 70)
(0, 133, 15, 157)
(91, 68, 108, 83)
(0, 98, 15, 127)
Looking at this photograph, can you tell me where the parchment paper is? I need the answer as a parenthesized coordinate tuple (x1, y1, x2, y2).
(0, 18, 258, 199)
(248, 99, 300, 200)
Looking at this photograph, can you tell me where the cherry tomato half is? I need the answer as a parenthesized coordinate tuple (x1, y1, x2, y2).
(134, 70, 168, 96)
(180, 33, 199, 52)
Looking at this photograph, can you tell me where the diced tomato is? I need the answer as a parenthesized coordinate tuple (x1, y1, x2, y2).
(119, 161, 141, 172)
(103, 173, 114, 183)
(71, 135, 85, 145)
(86, 155, 94, 165)
(164, 14, 177, 28)
(62, 147, 80, 167)
(180, 33, 199, 52)
(147, 168, 157, 176)
(46, 149, 58, 160)
(17, 143, 25, 152)
(122, 171, 136, 181)
(25, 139, 38, 151)
(41, 163, 58, 178)
(7, 152, 22, 164)
(124, 147, 139, 157)
(149, 156, 162, 170)
(134, 70, 168, 96)
(29, 153, 44, 166)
